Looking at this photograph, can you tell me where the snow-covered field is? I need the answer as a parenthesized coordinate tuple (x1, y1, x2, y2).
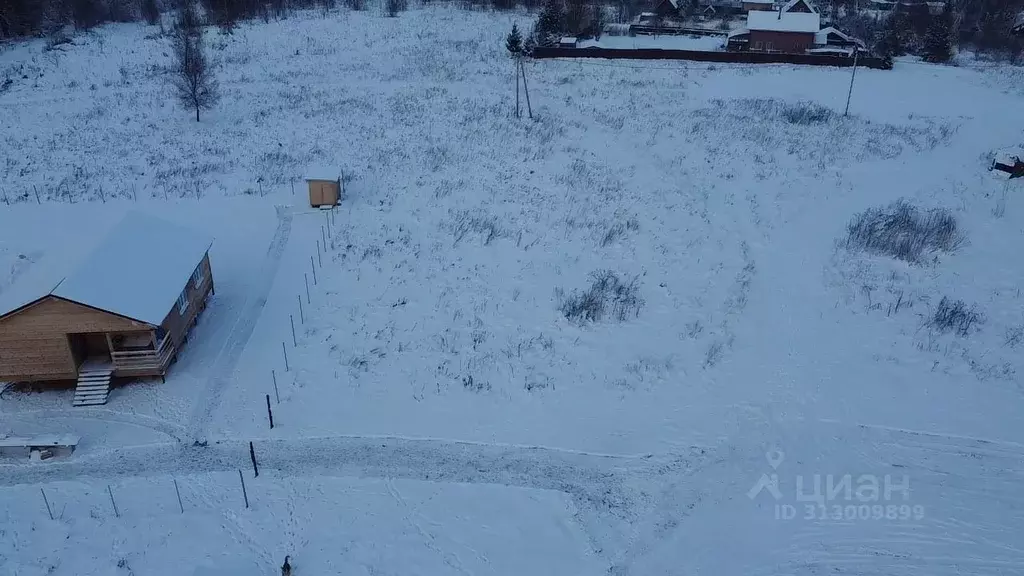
(2, 5, 1024, 575)
(2, 471, 601, 576)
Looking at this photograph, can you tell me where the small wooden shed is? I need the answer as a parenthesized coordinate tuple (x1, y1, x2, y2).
(306, 170, 343, 208)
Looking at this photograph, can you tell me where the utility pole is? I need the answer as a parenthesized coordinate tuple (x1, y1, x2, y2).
(515, 56, 521, 118)
(519, 59, 533, 119)
(844, 46, 859, 117)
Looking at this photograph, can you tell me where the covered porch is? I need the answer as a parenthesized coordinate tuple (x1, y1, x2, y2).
(68, 329, 174, 378)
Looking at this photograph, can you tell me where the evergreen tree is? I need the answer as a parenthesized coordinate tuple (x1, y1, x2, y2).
(506, 22, 523, 55)
(141, 0, 160, 25)
(533, 0, 563, 46)
(923, 4, 954, 62)
(71, 0, 104, 29)
(875, 10, 911, 57)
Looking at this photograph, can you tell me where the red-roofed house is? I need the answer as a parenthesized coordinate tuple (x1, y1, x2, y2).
(728, 0, 823, 53)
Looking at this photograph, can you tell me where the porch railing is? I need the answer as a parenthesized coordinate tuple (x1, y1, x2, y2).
(110, 334, 173, 372)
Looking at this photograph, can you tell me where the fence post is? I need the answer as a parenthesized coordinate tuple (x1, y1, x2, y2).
(173, 478, 184, 514)
(238, 469, 249, 509)
(41, 488, 54, 520)
(282, 342, 289, 372)
(298, 295, 304, 324)
(311, 257, 317, 285)
(107, 485, 120, 518)
(290, 315, 297, 347)
(249, 441, 259, 477)
(266, 394, 274, 429)
(272, 369, 280, 403)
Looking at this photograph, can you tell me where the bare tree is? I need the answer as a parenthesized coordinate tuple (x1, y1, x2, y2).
(171, 4, 218, 121)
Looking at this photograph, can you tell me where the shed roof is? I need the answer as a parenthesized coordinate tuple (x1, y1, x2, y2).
(50, 212, 212, 326)
(305, 166, 340, 181)
(747, 9, 820, 32)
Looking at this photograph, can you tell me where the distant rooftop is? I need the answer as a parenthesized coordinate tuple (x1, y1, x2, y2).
(747, 9, 820, 33)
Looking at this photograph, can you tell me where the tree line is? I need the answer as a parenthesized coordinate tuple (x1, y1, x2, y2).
(2, 0, 1021, 62)
(0, 0, 342, 39)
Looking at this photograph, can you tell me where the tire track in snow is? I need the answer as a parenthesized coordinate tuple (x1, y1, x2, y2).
(185, 206, 293, 442)
(0, 435, 704, 573)
(0, 434, 692, 560)
(386, 477, 472, 576)
(0, 407, 186, 443)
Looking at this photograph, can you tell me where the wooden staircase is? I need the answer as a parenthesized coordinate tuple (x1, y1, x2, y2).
(73, 368, 113, 407)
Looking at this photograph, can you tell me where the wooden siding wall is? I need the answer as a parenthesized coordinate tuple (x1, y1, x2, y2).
(308, 179, 340, 207)
(749, 30, 816, 53)
(0, 297, 147, 381)
(160, 253, 214, 348)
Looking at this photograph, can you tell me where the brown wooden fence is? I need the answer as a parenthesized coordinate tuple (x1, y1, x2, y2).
(532, 47, 892, 70)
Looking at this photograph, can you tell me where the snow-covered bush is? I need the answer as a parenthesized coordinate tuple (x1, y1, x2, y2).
(559, 271, 643, 324)
(842, 199, 964, 264)
(930, 296, 983, 336)
(780, 101, 836, 125)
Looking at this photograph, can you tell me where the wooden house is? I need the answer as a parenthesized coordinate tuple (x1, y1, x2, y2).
(0, 212, 214, 406)
(306, 170, 343, 208)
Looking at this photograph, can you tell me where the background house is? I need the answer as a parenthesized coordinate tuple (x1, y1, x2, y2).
(814, 27, 863, 48)
(653, 0, 682, 18)
(780, 0, 815, 13)
(742, 0, 775, 12)
(740, 9, 820, 52)
(698, 0, 743, 15)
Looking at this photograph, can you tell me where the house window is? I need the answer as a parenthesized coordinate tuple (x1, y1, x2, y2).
(191, 263, 205, 288)
(177, 290, 189, 315)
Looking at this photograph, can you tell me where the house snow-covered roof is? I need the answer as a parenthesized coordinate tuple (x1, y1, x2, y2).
(744, 0, 774, 4)
(1014, 11, 1024, 33)
(51, 212, 213, 326)
(728, 27, 751, 38)
(747, 9, 820, 33)
(781, 0, 817, 12)
(305, 166, 340, 181)
(815, 26, 865, 47)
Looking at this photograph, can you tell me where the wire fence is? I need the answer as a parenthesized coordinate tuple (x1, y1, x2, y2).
(533, 46, 893, 70)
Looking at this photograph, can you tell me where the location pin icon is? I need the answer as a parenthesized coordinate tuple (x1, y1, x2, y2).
(766, 449, 784, 470)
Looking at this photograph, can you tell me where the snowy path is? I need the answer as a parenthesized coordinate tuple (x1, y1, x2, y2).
(185, 206, 294, 442)
(3, 422, 1021, 574)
